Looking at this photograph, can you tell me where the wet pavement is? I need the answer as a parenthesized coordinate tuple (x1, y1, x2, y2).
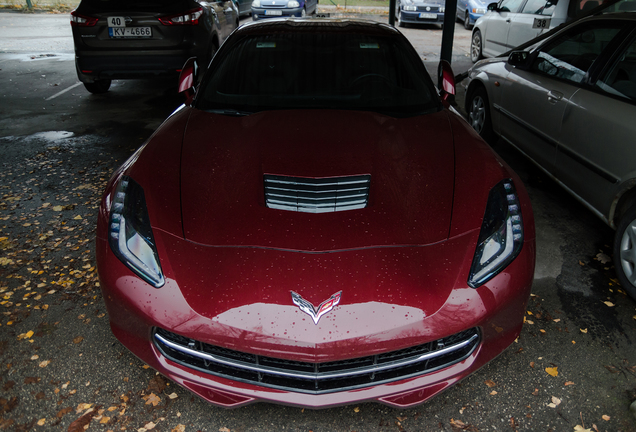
(0, 10, 635, 432)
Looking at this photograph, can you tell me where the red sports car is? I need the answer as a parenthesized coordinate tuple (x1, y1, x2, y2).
(96, 18, 536, 408)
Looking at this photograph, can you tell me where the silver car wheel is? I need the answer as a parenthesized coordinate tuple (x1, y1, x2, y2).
(469, 95, 486, 133)
(471, 30, 483, 63)
(620, 220, 636, 285)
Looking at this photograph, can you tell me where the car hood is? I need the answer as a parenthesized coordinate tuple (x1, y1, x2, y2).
(179, 109, 455, 251)
(413, 0, 445, 5)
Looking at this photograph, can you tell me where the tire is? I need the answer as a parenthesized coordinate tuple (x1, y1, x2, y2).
(83, 79, 111, 94)
(613, 205, 636, 300)
(466, 85, 493, 143)
(464, 11, 471, 30)
(471, 29, 484, 63)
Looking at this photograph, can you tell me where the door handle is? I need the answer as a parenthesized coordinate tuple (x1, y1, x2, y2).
(506, 18, 511, 22)
(547, 90, 563, 103)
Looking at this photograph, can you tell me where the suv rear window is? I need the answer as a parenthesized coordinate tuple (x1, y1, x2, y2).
(78, 0, 189, 13)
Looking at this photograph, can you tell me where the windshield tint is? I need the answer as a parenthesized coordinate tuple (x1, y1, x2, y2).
(196, 28, 440, 118)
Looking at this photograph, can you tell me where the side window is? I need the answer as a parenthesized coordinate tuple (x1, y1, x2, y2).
(498, 0, 525, 12)
(531, 23, 623, 84)
(521, 0, 558, 15)
(596, 39, 636, 101)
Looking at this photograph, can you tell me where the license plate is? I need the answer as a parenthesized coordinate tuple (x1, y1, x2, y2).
(418, 13, 437, 19)
(265, 9, 283, 15)
(532, 18, 550, 28)
(109, 27, 152, 38)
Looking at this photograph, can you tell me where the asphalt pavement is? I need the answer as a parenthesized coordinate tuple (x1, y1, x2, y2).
(0, 10, 635, 432)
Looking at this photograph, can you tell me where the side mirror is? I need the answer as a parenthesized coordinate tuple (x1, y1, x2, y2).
(508, 50, 530, 68)
(437, 60, 456, 104)
(487, 2, 498, 10)
(178, 57, 198, 105)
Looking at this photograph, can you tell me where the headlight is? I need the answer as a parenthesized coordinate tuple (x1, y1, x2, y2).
(439, 6, 445, 12)
(108, 176, 165, 288)
(288, 0, 300, 6)
(474, 7, 486, 13)
(252, 0, 261, 7)
(403, 5, 417, 11)
(468, 179, 524, 288)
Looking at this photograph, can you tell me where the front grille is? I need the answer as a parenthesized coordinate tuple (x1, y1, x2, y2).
(264, 174, 370, 213)
(153, 327, 480, 394)
(417, 6, 440, 11)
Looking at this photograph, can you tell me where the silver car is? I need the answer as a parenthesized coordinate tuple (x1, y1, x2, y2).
(464, 12, 636, 300)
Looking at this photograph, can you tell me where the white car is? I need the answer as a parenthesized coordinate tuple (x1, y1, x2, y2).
(470, 0, 597, 62)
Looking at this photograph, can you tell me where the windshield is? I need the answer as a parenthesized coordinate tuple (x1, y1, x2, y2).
(196, 27, 440, 118)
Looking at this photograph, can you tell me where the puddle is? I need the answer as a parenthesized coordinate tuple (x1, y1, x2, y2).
(31, 131, 74, 142)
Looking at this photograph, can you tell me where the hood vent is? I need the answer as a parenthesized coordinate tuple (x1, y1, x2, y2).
(264, 174, 371, 213)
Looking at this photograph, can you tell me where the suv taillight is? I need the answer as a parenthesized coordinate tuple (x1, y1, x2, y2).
(70, 10, 98, 27)
(158, 7, 204, 25)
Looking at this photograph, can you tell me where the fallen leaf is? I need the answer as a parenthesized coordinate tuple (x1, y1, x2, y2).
(52, 205, 64, 212)
(602, 415, 610, 421)
(219, 428, 231, 432)
(545, 367, 558, 377)
(484, 380, 496, 388)
(39, 360, 51, 368)
(68, 407, 99, 432)
(73, 336, 83, 344)
(172, 426, 186, 432)
(143, 393, 161, 407)
(551, 396, 561, 406)
(603, 301, 615, 307)
(143, 422, 156, 430)
(596, 252, 611, 264)
(565, 381, 575, 386)
(573, 426, 592, 432)
(490, 390, 498, 395)
(168, 393, 178, 400)
(353, 407, 360, 413)
(580, 328, 588, 333)
(37, 418, 45, 426)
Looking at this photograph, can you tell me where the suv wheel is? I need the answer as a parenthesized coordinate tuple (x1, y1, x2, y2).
(83, 79, 111, 94)
(471, 29, 484, 63)
(613, 205, 636, 300)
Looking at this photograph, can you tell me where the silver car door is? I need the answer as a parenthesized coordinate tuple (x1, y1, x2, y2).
(498, 21, 624, 176)
(482, 0, 526, 57)
(556, 34, 636, 219)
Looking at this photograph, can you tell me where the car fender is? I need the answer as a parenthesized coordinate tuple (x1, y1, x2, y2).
(465, 73, 499, 134)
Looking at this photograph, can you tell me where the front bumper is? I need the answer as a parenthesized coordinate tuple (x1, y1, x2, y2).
(251, 6, 304, 20)
(400, 10, 444, 24)
(96, 222, 535, 408)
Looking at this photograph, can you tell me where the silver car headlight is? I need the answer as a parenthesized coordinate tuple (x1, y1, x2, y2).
(403, 5, 417, 11)
(468, 179, 524, 288)
(108, 176, 165, 288)
(252, 0, 261, 7)
(288, 0, 300, 6)
(439, 6, 445, 12)
(474, 7, 486, 13)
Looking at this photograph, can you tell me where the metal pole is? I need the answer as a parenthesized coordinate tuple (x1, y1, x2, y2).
(25, 0, 33, 8)
(388, 0, 396, 26)
(439, 0, 457, 63)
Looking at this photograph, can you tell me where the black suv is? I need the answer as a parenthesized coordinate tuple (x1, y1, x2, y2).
(71, 0, 238, 93)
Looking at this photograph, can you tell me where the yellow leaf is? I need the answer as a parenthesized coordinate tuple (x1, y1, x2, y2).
(39, 360, 51, 368)
(603, 301, 615, 307)
(172, 426, 186, 432)
(100, 416, 110, 424)
(52, 205, 64, 212)
(73, 215, 82, 220)
(565, 381, 575, 386)
(545, 366, 558, 377)
(26, 330, 34, 339)
(490, 390, 497, 395)
(354, 407, 360, 413)
(580, 328, 588, 333)
(37, 418, 45, 426)
(484, 380, 496, 388)
(219, 428, 231, 432)
(602, 415, 610, 421)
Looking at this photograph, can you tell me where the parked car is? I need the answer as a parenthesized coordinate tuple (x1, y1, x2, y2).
(396, 0, 446, 27)
(96, 18, 536, 408)
(233, 0, 253, 16)
(251, 0, 317, 20)
(465, 12, 636, 300)
(457, 0, 488, 29)
(70, 0, 238, 94)
(468, 0, 625, 62)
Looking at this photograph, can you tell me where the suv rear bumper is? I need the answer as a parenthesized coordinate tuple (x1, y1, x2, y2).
(75, 51, 193, 82)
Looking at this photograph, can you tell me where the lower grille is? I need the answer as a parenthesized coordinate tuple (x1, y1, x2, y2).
(153, 327, 480, 394)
